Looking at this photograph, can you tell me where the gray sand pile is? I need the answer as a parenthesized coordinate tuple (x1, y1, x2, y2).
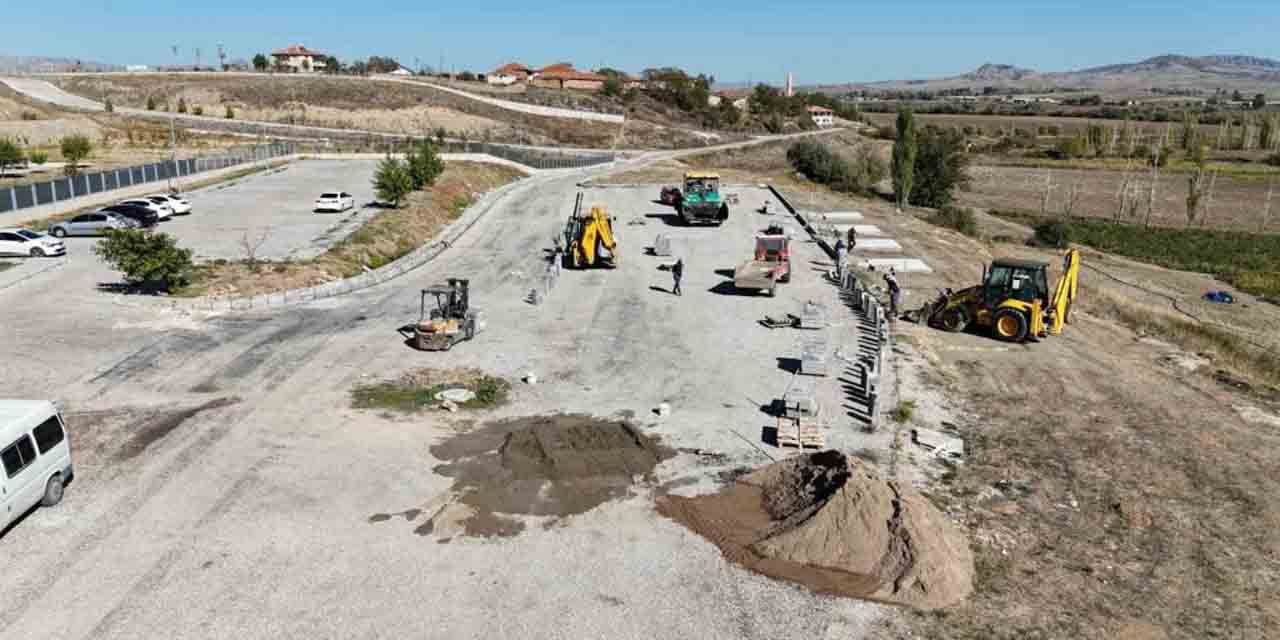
(658, 450, 973, 609)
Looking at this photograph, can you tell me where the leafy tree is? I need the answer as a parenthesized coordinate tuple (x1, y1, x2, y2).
(1253, 93, 1268, 110)
(60, 135, 92, 175)
(146, 95, 157, 111)
(749, 84, 784, 115)
(458, 71, 476, 82)
(252, 54, 269, 71)
(406, 139, 445, 190)
(891, 108, 917, 210)
(786, 139, 885, 195)
(225, 104, 235, 119)
(104, 97, 114, 113)
(319, 56, 341, 74)
(601, 75, 623, 98)
(177, 97, 188, 114)
(372, 155, 413, 207)
(0, 138, 24, 175)
(366, 56, 402, 74)
(1185, 144, 1210, 226)
(910, 127, 971, 208)
(1179, 112, 1199, 151)
(1054, 135, 1089, 159)
(717, 100, 741, 127)
(93, 229, 194, 291)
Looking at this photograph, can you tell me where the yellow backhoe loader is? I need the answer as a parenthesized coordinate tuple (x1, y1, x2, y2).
(563, 192, 618, 269)
(921, 249, 1080, 342)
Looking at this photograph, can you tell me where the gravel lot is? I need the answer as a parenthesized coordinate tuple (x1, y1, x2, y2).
(0, 157, 894, 638)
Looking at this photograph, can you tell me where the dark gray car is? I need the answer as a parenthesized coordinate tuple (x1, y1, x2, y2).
(49, 211, 137, 237)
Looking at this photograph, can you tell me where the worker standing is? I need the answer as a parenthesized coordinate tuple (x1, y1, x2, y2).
(884, 268, 901, 318)
(847, 226, 857, 250)
(833, 238, 847, 280)
(672, 258, 684, 296)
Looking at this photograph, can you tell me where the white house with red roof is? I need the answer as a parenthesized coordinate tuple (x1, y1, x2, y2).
(806, 105, 834, 127)
(270, 44, 327, 73)
(488, 62, 533, 85)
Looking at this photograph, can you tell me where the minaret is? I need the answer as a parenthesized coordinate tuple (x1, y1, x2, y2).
(785, 72, 794, 97)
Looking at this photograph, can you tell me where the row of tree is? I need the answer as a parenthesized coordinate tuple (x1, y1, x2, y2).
(0, 136, 93, 177)
(249, 54, 403, 75)
(892, 109, 972, 209)
(372, 139, 446, 207)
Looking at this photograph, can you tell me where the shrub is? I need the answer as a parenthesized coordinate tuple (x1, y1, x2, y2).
(177, 97, 188, 114)
(786, 139, 885, 195)
(225, 105, 235, 119)
(930, 205, 978, 237)
(20, 111, 39, 121)
(0, 139, 23, 174)
(405, 139, 445, 190)
(29, 150, 48, 165)
(1053, 136, 1089, 159)
(192, 105, 203, 116)
(1264, 153, 1280, 167)
(371, 155, 413, 207)
(146, 96, 157, 111)
(60, 135, 92, 175)
(93, 229, 194, 290)
(1034, 220, 1072, 248)
(103, 98, 114, 113)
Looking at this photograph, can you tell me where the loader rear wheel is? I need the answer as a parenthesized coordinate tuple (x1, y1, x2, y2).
(993, 309, 1029, 342)
(939, 307, 968, 333)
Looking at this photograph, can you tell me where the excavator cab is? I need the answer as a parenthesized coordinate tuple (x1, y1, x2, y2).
(929, 249, 1079, 342)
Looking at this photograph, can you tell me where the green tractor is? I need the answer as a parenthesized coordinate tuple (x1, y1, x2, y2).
(677, 171, 729, 226)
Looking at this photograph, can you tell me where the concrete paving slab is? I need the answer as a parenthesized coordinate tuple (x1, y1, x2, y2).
(812, 211, 864, 221)
(851, 238, 902, 251)
(859, 258, 933, 273)
(853, 224, 883, 236)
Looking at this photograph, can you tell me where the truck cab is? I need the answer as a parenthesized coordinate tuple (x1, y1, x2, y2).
(678, 171, 729, 226)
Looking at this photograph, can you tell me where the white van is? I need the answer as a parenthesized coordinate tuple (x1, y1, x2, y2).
(1, 400, 73, 531)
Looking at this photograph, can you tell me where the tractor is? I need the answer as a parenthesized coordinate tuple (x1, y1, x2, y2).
(676, 171, 729, 226)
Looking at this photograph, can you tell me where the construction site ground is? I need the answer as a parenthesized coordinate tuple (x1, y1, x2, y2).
(0, 166, 910, 638)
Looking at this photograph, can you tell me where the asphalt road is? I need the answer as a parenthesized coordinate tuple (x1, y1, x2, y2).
(0, 157, 886, 639)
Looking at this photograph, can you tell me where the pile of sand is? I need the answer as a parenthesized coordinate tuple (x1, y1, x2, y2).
(658, 450, 973, 610)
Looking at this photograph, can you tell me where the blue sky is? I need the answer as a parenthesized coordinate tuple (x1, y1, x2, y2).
(4, 1, 1279, 84)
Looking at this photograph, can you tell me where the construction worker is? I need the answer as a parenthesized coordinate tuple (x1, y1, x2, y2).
(847, 226, 857, 250)
(672, 258, 684, 296)
(884, 268, 901, 318)
(833, 238, 847, 280)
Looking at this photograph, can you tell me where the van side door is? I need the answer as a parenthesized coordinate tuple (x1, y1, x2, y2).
(2, 434, 40, 527)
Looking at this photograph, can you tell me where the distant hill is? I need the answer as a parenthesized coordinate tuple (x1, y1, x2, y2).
(0, 55, 121, 73)
(811, 54, 1280, 96)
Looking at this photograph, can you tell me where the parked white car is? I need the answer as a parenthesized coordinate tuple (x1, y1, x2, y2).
(0, 228, 66, 257)
(149, 193, 192, 215)
(1, 399, 73, 530)
(315, 192, 355, 213)
(119, 199, 173, 220)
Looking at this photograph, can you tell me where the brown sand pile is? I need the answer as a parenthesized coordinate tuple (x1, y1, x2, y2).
(657, 450, 973, 609)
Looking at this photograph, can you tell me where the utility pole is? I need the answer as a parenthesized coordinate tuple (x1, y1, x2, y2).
(195, 47, 202, 70)
(218, 44, 226, 71)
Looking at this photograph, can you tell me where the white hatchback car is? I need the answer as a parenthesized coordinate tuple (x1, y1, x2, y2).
(119, 199, 173, 220)
(315, 192, 355, 213)
(147, 193, 192, 215)
(0, 228, 66, 257)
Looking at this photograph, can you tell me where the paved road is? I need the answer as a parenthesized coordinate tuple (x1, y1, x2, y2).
(0, 155, 884, 638)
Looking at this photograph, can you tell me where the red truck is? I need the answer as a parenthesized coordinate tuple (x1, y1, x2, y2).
(733, 231, 792, 296)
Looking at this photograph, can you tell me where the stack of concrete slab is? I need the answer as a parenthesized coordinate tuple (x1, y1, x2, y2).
(799, 301, 827, 329)
(798, 334, 829, 377)
(653, 234, 672, 256)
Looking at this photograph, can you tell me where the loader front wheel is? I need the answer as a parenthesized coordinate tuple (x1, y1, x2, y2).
(939, 307, 968, 333)
(993, 309, 1029, 342)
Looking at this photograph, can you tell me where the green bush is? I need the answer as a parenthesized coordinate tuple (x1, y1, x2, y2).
(29, 150, 48, 165)
(1033, 220, 1072, 248)
(192, 105, 203, 116)
(225, 105, 235, 119)
(930, 205, 978, 237)
(177, 97, 188, 114)
(909, 127, 970, 208)
(146, 96, 157, 111)
(405, 139, 445, 190)
(0, 139, 23, 174)
(103, 97, 114, 113)
(93, 229, 194, 290)
(786, 139, 885, 195)
(20, 111, 39, 121)
(60, 135, 92, 176)
(371, 155, 413, 207)
(1264, 153, 1280, 167)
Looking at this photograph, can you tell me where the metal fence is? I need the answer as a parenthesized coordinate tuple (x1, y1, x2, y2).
(0, 143, 296, 215)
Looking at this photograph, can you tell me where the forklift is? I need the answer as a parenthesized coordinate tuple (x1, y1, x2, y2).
(922, 249, 1080, 343)
(401, 278, 484, 351)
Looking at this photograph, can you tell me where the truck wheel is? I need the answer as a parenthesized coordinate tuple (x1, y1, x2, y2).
(719, 204, 729, 221)
(780, 261, 792, 283)
(42, 474, 65, 507)
(939, 307, 968, 333)
(993, 309, 1029, 342)
(766, 286, 776, 297)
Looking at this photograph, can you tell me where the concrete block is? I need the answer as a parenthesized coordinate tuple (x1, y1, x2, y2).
(653, 233, 672, 256)
(912, 428, 965, 459)
(800, 301, 827, 329)
(859, 258, 933, 274)
(852, 238, 902, 252)
(818, 211, 864, 221)
(853, 224, 883, 236)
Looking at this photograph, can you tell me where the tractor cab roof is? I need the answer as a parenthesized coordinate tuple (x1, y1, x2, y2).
(684, 171, 720, 180)
(992, 257, 1049, 270)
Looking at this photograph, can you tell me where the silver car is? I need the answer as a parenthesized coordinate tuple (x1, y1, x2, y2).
(49, 211, 138, 237)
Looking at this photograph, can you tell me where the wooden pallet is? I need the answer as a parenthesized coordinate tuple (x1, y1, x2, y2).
(775, 420, 826, 449)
